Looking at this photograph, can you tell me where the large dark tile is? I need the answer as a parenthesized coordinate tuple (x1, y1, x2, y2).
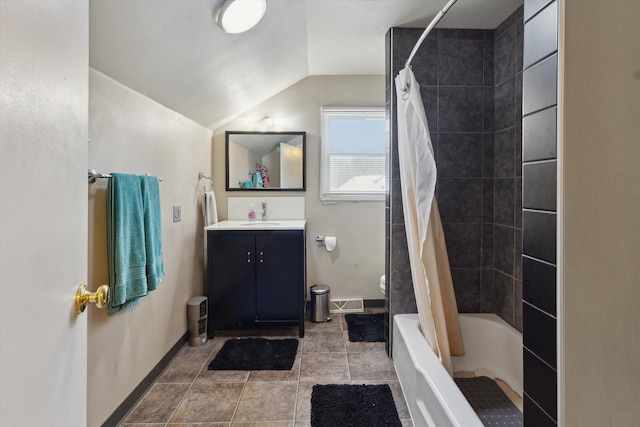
(390, 176, 403, 224)
(523, 53, 558, 115)
(523, 1, 558, 69)
(494, 128, 516, 177)
(524, 348, 557, 420)
(437, 133, 483, 178)
(482, 179, 494, 224)
(515, 126, 522, 177)
(523, 160, 557, 211)
(390, 28, 422, 77)
(451, 268, 481, 312)
(494, 10, 517, 38)
(390, 225, 417, 315)
(523, 302, 557, 368)
(515, 178, 522, 228)
(482, 133, 495, 177)
(439, 29, 485, 40)
(438, 87, 484, 132)
(483, 36, 495, 87)
(480, 269, 495, 312)
(483, 87, 495, 132)
(514, 279, 523, 332)
(443, 223, 481, 268)
(482, 223, 494, 268)
(439, 38, 484, 86)
(515, 11, 524, 72)
(524, 393, 557, 426)
(495, 271, 514, 324)
(515, 72, 523, 126)
(523, 106, 557, 161)
(523, 210, 556, 263)
(494, 24, 515, 85)
(495, 178, 515, 227)
(412, 35, 439, 86)
(514, 230, 523, 280)
(495, 225, 515, 275)
(495, 77, 516, 130)
(420, 86, 438, 132)
(523, 256, 556, 315)
(438, 178, 482, 223)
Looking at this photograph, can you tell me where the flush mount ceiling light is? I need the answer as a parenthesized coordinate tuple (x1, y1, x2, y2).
(217, 0, 267, 34)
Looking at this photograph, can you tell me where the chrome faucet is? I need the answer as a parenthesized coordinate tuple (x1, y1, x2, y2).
(261, 201, 267, 221)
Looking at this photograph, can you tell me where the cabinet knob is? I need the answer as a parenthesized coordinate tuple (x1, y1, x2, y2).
(260, 251, 264, 263)
(247, 251, 251, 263)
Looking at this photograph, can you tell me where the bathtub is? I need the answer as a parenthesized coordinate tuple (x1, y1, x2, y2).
(393, 313, 523, 427)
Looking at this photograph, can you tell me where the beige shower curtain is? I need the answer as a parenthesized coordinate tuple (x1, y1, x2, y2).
(395, 66, 464, 374)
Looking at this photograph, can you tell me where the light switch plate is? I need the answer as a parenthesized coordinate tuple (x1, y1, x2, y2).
(173, 206, 182, 222)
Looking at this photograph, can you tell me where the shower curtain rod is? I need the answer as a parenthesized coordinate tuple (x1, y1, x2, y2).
(405, 0, 458, 68)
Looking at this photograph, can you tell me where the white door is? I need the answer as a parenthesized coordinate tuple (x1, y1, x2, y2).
(0, 2, 89, 426)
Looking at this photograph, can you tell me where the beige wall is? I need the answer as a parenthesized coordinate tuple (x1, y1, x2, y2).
(213, 75, 386, 300)
(560, 1, 640, 425)
(87, 69, 213, 426)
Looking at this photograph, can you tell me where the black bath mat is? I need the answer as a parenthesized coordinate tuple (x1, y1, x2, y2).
(454, 376, 523, 426)
(208, 338, 298, 370)
(311, 384, 401, 427)
(345, 313, 385, 342)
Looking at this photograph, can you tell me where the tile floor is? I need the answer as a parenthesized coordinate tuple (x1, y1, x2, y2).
(120, 310, 413, 426)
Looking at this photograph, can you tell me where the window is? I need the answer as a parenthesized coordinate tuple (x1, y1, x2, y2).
(320, 107, 386, 201)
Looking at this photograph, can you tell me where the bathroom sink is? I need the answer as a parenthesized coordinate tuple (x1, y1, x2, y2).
(205, 220, 306, 231)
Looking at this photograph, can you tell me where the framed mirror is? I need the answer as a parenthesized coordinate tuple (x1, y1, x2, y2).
(226, 131, 306, 191)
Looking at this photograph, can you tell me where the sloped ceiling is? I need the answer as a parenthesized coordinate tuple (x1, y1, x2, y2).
(90, 0, 522, 130)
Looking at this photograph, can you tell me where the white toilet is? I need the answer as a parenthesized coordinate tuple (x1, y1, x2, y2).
(379, 274, 386, 296)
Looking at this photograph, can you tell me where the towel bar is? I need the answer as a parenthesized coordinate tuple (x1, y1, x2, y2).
(88, 169, 163, 183)
(75, 283, 110, 315)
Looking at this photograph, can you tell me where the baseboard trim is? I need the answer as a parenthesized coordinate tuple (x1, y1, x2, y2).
(305, 298, 385, 311)
(101, 332, 188, 427)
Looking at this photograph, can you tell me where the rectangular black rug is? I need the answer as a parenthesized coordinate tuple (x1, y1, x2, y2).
(208, 338, 298, 370)
(454, 376, 523, 426)
(311, 384, 401, 427)
(345, 313, 385, 342)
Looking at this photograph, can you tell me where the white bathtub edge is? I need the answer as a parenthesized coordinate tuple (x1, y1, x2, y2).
(393, 314, 483, 427)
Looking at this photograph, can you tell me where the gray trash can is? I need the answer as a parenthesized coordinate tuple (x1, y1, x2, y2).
(310, 285, 331, 322)
(187, 296, 208, 347)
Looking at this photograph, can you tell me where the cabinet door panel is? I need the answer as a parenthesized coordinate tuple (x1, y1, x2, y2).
(208, 233, 256, 328)
(256, 232, 302, 320)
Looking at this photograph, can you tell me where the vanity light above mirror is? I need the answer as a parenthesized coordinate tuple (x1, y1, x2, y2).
(225, 131, 306, 191)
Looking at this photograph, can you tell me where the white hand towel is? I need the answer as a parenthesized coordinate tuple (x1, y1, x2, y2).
(202, 191, 218, 226)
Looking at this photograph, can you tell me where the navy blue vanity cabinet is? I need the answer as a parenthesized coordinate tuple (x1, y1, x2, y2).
(206, 229, 305, 338)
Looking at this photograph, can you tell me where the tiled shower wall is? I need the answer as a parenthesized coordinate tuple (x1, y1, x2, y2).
(522, 0, 558, 424)
(385, 7, 524, 352)
(493, 10, 524, 329)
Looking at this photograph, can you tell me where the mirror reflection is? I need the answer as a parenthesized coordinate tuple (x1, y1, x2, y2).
(226, 131, 306, 191)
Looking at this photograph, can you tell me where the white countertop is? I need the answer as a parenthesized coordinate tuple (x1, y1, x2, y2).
(204, 220, 306, 231)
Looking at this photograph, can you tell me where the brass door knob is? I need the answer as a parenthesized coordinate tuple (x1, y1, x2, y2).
(75, 283, 110, 315)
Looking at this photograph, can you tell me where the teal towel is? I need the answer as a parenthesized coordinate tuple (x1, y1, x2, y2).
(252, 172, 263, 188)
(107, 173, 148, 312)
(140, 175, 165, 291)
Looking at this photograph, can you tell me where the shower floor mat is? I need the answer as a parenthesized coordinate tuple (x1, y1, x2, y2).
(311, 384, 401, 427)
(207, 338, 298, 370)
(454, 376, 523, 426)
(345, 313, 385, 342)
